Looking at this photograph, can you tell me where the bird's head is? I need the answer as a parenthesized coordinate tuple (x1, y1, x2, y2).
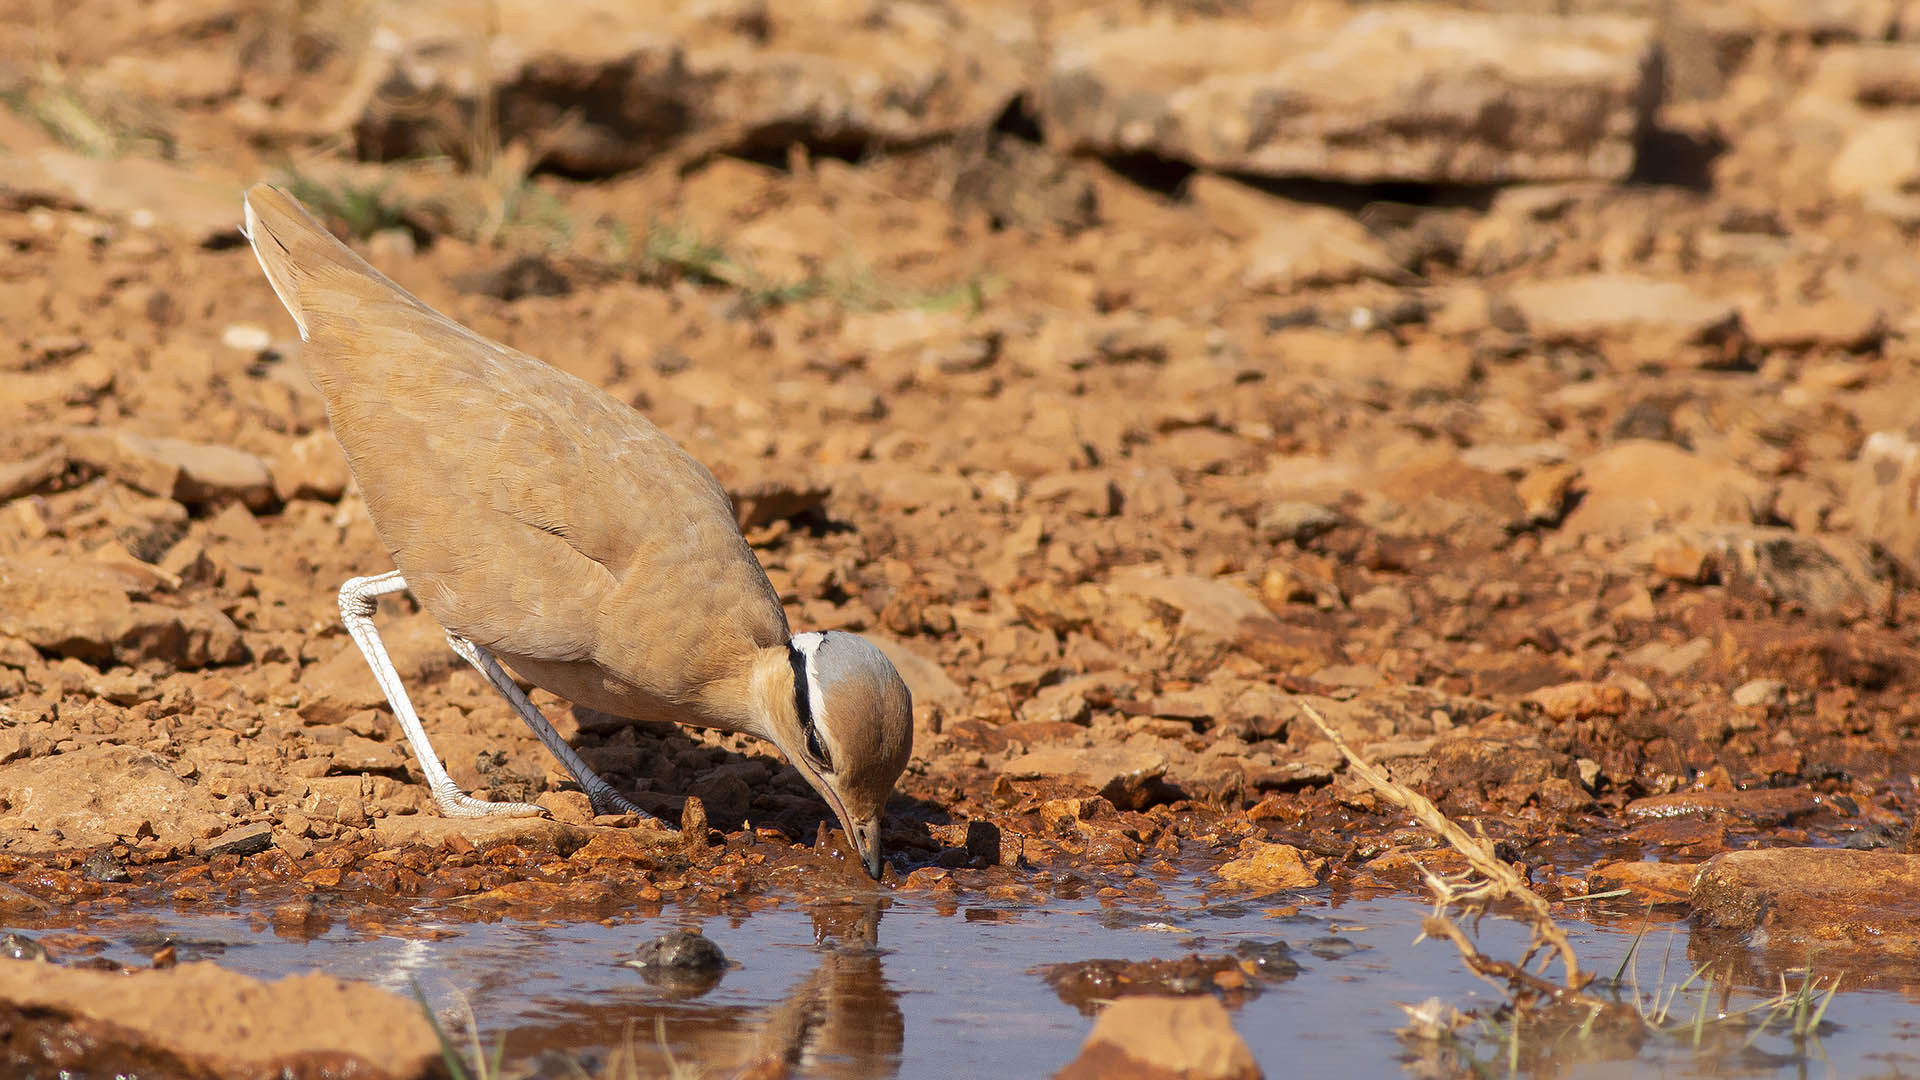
(757, 631, 913, 878)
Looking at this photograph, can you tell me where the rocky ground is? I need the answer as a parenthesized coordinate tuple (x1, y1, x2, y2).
(5, 0, 1920, 1075)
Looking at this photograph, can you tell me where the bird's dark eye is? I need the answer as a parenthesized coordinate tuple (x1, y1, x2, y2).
(804, 720, 831, 772)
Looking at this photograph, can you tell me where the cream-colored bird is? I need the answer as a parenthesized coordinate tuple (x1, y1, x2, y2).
(241, 183, 912, 878)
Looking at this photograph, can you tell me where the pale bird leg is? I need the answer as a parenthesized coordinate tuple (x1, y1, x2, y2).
(442, 632, 652, 818)
(337, 572, 546, 818)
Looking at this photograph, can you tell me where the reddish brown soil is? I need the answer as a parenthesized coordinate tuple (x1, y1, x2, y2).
(1, 1, 1918, 945)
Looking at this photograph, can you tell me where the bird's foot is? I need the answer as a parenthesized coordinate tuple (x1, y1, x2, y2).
(434, 791, 549, 818)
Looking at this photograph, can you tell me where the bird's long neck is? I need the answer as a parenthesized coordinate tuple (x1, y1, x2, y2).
(688, 645, 794, 739)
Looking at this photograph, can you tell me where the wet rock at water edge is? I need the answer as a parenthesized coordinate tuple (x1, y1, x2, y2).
(625, 929, 730, 996)
(1232, 941, 1301, 982)
(0, 933, 48, 962)
(1036, 953, 1278, 1015)
(80, 850, 132, 883)
(1690, 848, 1920, 961)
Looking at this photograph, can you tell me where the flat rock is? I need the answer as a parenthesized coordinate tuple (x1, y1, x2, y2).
(1504, 273, 1741, 351)
(343, 0, 1027, 175)
(369, 814, 603, 856)
(1587, 860, 1699, 905)
(1745, 295, 1885, 351)
(1108, 573, 1336, 669)
(195, 822, 275, 858)
(1004, 746, 1168, 811)
(1561, 441, 1765, 537)
(1828, 113, 1920, 217)
(0, 959, 440, 1079)
(269, 430, 353, 503)
(1691, 849, 1920, 959)
(1045, 8, 1654, 184)
(0, 744, 225, 853)
(1524, 681, 1631, 721)
(1626, 788, 1822, 825)
(0, 557, 247, 670)
(1216, 841, 1326, 892)
(1187, 175, 1399, 293)
(0, 448, 68, 502)
(66, 427, 275, 510)
(1054, 995, 1262, 1080)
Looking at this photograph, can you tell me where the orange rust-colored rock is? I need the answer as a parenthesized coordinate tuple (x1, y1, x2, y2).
(1587, 860, 1700, 905)
(1216, 841, 1325, 892)
(1690, 849, 1920, 959)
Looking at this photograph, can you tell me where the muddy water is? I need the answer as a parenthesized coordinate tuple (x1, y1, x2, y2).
(29, 876, 1920, 1079)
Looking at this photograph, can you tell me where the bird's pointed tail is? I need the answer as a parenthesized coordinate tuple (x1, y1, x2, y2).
(241, 182, 419, 342)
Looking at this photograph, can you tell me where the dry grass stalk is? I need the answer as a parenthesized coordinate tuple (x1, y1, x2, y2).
(1295, 698, 1589, 995)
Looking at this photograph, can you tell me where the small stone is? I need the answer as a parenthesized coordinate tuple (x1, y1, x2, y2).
(1732, 679, 1788, 708)
(269, 431, 353, 503)
(65, 427, 276, 510)
(1216, 841, 1325, 892)
(1516, 463, 1577, 525)
(1524, 681, 1630, 722)
(1622, 636, 1712, 677)
(536, 790, 595, 826)
(1850, 432, 1920, 575)
(273, 831, 314, 860)
(80, 851, 132, 883)
(624, 930, 728, 996)
(0, 933, 48, 962)
(1256, 501, 1339, 544)
(1746, 296, 1884, 351)
(1232, 941, 1301, 982)
(1649, 540, 1713, 583)
(220, 324, 273, 352)
(271, 896, 333, 938)
(1505, 274, 1741, 353)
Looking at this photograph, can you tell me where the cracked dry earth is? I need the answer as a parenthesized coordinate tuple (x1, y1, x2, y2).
(5, 0, 1920, 1075)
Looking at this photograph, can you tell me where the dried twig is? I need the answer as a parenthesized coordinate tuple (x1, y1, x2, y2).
(1296, 698, 1586, 990)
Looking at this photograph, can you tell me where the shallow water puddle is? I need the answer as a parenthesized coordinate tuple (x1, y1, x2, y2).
(36, 885, 1920, 1078)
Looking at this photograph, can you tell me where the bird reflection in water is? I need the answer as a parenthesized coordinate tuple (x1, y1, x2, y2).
(743, 900, 903, 1080)
(540, 900, 902, 1080)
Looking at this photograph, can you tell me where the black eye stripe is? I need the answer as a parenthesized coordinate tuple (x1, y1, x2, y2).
(788, 641, 830, 770)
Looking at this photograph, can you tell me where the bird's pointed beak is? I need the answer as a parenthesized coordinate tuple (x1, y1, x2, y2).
(849, 813, 884, 880)
(773, 730, 887, 880)
(819, 786, 884, 880)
